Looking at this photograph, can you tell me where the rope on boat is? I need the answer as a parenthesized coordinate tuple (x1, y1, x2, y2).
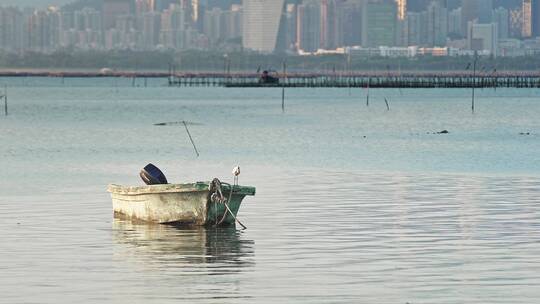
(209, 178, 247, 229)
(217, 182, 234, 226)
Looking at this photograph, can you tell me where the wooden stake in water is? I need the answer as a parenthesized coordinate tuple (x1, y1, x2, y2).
(493, 68, 497, 92)
(282, 87, 285, 113)
(384, 97, 390, 111)
(3, 85, 7, 116)
(472, 53, 478, 113)
(366, 80, 370, 107)
(347, 53, 352, 96)
(183, 121, 200, 157)
(168, 63, 173, 85)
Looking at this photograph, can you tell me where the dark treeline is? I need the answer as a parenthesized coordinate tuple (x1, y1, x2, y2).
(1, 50, 540, 72)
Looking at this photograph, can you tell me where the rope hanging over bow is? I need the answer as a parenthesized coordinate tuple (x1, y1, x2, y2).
(209, 178, 247, 229)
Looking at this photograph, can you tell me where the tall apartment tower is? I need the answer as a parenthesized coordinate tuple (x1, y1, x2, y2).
(532, 0, 540, 37)
(297, 0, 321, 52)
(407, 0, 432, 11)
(153, 0, 178, 11)
(396, 0, 406, 20)
(242, 0, 286, 53)
(426, 0, 447, 46)
(523, 0, 532, 37)
(103, 0, 132, 29)
(493, 6, 509, 39)
(461, 0, 493, 33)
(362, 0, 398, 47)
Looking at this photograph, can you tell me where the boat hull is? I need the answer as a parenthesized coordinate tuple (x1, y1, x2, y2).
(108, 182, 255, 226)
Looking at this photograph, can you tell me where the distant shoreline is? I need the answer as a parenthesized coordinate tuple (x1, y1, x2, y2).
(1, 69, 540, 78)
(0, 69, 169, 78)
(2, 69, 540, 89)
(3, 49, 540, 73)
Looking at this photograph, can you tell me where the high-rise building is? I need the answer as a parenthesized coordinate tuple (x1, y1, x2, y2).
(224, 4, 243, 41)
(135, 0, 153, 15)
(509, 7, 523, 38)
(27, 8, 61, 52)
(532, 0, 540, 36)
(468, 21, 498, 55)
(142, 11, 161, 49)
(59, 10, 74, 31)
(523, 0, 532, 36)
(362, 0, 397, 47)
(396, 0, 406, 20)
(61, 7, 102, 49)
(203, 7, 224, 45)
(297, 0, 321, 52)
(320, 0, 339, 49)
(159, 3, 195, 49)
(103, 0, 132, 30)
(426, 0, 447, 46)
(461, 0, 493, 33)
(154, 0, 178, 12)
(337, 0, 362, 47)
(74, 7, 102, 31)
(407, 0, 432, 11)
(191, 0, 202, 29)
(284, 3, 298, 50)
(233, 5, 244, 36)
(201, 0, 241, 10)
(406, 11, 424, 45)
(493, 6, 509, 39)
(395, 0, 407, 46)
(242, 0, 286, 53)
(0, 7, 25, 52)
(448, 7, 462, 36)
(396, 16, 408, 46)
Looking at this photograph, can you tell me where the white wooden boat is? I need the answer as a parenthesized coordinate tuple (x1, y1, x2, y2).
(108, 180, 255, 226)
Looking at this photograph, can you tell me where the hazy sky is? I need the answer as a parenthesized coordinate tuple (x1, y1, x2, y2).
(0, 0, 72, 8)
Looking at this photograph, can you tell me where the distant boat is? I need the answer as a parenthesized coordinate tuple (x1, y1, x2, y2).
(108, 181, 256, 226)
(259, 70, 279, 85)
(100, 68, 114, 75)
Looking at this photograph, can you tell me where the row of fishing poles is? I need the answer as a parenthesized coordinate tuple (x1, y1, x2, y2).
(278, 60, 391, 113)
(0, 54, 494, 160)
(277, 55, 484, 114)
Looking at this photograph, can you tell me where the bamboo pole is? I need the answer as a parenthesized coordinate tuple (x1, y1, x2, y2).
(366, 78, 370, 107)
(282, 87, 285, 113)
(472, 53, 478, 113)
(183, 121, 200, 158)
(3, 85, 7, 116)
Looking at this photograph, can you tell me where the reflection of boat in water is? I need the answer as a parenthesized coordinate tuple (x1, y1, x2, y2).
(112, 219, 255, 272)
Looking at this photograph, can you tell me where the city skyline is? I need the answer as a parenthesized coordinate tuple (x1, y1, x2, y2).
(4, 0, 74, 9)
(1, 0, 540, 58)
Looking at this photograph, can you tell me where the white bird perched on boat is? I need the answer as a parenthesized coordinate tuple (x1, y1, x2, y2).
(232, 165, 240, 186)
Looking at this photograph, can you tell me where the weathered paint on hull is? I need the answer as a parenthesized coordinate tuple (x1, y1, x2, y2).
(108, 183, 255, 226)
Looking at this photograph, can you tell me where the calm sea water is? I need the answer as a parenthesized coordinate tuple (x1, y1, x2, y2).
(0, 77, 539, 303)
